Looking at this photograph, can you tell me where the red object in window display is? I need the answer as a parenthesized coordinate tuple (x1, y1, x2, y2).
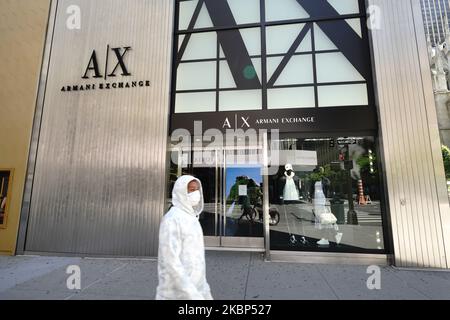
(358, 179, 367, 205)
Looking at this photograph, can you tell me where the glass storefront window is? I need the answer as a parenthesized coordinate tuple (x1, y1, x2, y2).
(167, 135, 387, 253)
(266, 136, 386, 253)
(169, 1, 385, 254)
(167, 144, 266, 246)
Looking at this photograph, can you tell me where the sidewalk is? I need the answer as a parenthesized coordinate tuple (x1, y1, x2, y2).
(1, 251, 450, 300)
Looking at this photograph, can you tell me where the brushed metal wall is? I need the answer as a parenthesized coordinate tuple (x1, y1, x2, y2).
(369, 0, 450, 268)
(22, 0, 174, 256)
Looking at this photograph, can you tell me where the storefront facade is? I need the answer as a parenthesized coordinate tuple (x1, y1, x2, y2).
(168, 0, 387, 263)
(1, 0, 449, 268)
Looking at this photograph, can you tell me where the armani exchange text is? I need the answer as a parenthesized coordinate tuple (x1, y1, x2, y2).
(61, 80, 150, 92)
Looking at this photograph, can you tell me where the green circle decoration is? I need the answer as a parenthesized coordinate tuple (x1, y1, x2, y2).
(243, 65, 257, 79)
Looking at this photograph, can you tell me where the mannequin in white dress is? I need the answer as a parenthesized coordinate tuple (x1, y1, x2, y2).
(283, 164, 299, 201)
(313, 181, 342, 246)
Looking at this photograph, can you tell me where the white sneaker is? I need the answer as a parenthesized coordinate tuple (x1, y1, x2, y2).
(317, 238, 329, 246)
(290, 235, 297, 244)
(335, 232, 343, 244)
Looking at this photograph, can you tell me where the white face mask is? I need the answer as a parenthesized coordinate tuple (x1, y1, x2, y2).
(187, 190, 201, 207)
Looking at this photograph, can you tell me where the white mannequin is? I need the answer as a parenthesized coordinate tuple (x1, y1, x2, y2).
(313, 181, 342, 246)
(283, 164, 299, 201)
(313, 181, 327, 212)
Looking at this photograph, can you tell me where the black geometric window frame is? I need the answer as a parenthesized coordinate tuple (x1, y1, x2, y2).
(172, 0, 374, 113)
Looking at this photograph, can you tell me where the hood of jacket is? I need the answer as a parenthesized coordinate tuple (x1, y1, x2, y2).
(172, 175, 204, 217)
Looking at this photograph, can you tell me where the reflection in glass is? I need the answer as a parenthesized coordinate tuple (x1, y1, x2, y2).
(419, 0, 450, 201)
(167, 147, 265, 239)
(267, 136, 385, 253)
(224, 166, 264, 237)
(167, 150, 218, 237)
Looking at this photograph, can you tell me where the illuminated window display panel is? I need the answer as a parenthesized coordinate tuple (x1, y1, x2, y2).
(175, 92, 216, 113)
(173, 0, 371, 113)
(267, 136, 386, 253)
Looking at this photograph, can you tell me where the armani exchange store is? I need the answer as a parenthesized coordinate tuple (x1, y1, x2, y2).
(16, 0, 450, 268)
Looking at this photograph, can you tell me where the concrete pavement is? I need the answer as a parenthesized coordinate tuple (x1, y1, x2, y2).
(0, 251, 450, 300)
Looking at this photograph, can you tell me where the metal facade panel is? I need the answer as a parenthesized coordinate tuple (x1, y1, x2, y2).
(24, 0, 174, 256)
(369, 0, 450, 268)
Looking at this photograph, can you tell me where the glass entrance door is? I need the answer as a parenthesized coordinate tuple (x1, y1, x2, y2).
(168, 145, 265, 249)
(219, 147, 264, 248)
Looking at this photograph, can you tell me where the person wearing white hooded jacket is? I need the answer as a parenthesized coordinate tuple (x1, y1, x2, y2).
(155, 175, 213, 300)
